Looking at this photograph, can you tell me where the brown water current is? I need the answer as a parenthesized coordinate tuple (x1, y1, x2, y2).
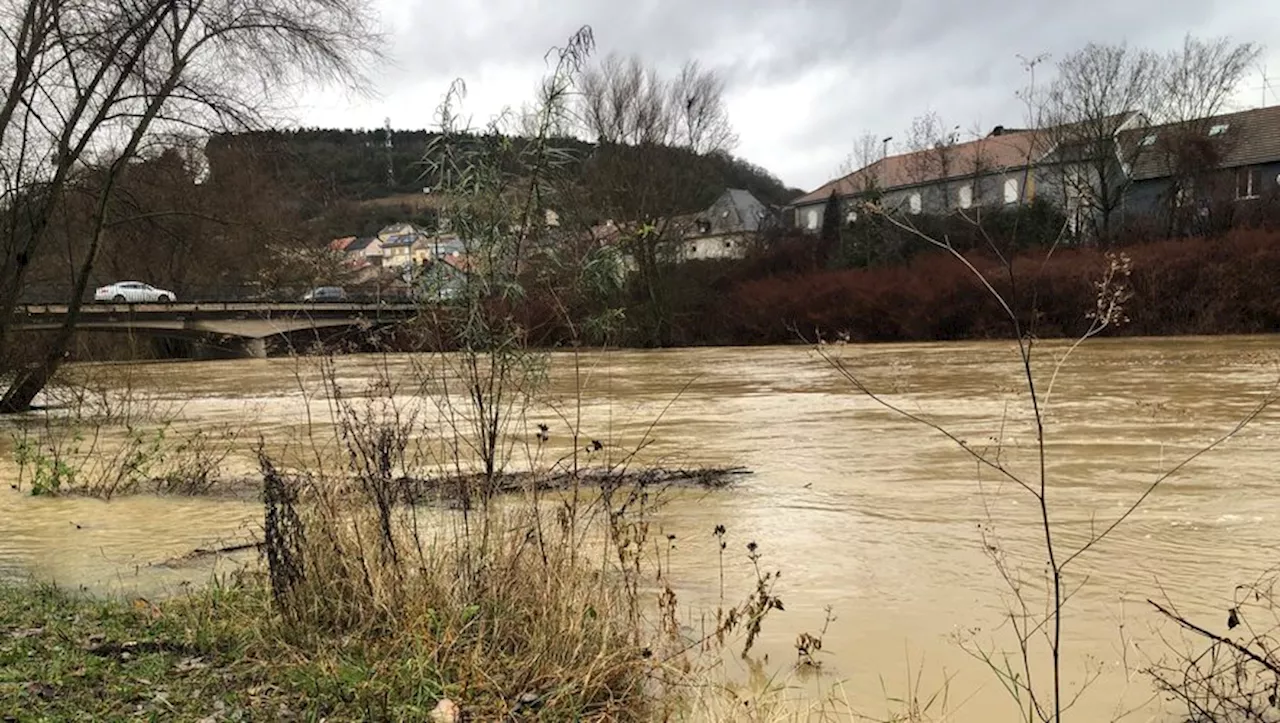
(2, 337, 1279, 721)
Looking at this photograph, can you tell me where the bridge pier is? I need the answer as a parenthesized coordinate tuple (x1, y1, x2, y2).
(185, 337, 268, 360)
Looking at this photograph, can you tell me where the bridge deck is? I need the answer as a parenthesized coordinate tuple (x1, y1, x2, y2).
(15, 302, 420, 315)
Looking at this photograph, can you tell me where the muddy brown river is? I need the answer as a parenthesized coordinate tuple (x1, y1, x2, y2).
(2, 337, 1278, 721)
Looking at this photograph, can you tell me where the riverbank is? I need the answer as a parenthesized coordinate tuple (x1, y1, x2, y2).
(1, 523, 678, 723)
(0, 579, 541, 721)
(1, 581, 316, 721)
(33, 228, 1280, 365)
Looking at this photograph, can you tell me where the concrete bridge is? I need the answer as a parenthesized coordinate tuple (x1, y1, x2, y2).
(9, 302, 420, 358)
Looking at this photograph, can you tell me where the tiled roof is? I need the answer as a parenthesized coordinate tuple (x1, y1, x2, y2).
(439, 254, 473, 272)
(328, 236, 356, 252)
(790, 111, 1147, 208)
(791, 130, 1049, 206)
(346, 236, 377, 252)
(1120, 104, 1280, 181)
(721, 189, 769, 232)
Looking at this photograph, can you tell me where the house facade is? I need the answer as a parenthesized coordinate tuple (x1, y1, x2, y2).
(343, 236, 383, 267)
(580, 189, 773, 269)
(792, 106, 1280, 240)
(1113, 105, 1280, 234)
(790, 128, 1057, 230)
(679, 188, 772, 260)
(377, 222, 433, 268)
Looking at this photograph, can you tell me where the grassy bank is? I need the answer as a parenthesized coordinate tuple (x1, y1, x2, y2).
(2, 577, 585, 721)
(0, 579, 442, 721)
(0, 567, 653, 722)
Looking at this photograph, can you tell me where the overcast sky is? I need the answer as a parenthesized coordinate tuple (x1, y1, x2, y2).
(294, 0, 1280, 193)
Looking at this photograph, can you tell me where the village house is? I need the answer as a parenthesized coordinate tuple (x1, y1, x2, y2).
(342, 236, 382, 267)
(1112, 104, 1280, 233)
(411, 252, 471, 302)
(585, 188, 773, 267)
(377, 222, 433, 268)
(679, 188, 772, 260)
(791, 104, 1280, 239)
(328, 236, 356, 253)
(789, 126, 1064, 230)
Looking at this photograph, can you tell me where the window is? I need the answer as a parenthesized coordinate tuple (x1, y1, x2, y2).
(724, 240, 734, 249)
(1236, 166, 1261, 200)
(958, 184, 973, 209)
(1140, 133, 1158, 147)
(908, 193, 922, 215)
(1209, 123, 1229, 137)
(805, 208, 819, 230)
(1004, 178, 1020, 204)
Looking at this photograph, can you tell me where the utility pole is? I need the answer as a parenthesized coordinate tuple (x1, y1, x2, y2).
(1251, 63, 1278, 108)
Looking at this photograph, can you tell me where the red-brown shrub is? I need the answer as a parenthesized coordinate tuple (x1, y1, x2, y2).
(703, 229, 1280, 345)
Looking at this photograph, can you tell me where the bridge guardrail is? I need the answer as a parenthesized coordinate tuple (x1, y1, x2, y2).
(16, 283, 422, 306)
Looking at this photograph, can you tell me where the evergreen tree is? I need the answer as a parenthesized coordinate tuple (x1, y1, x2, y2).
(820, 189, 841, 244)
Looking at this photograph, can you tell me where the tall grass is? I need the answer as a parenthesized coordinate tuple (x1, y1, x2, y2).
(240, 338, 820, 720)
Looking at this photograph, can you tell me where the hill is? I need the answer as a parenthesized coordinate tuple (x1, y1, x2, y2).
(204, 128, 802, 228)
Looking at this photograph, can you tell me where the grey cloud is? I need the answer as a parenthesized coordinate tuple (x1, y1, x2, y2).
(364, 0, 1275, 190)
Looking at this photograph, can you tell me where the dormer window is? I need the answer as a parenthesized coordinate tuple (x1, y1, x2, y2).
(1209, 123, 1229, 137)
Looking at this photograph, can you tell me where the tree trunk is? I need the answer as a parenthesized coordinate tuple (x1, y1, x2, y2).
(0, 215, 104, 412)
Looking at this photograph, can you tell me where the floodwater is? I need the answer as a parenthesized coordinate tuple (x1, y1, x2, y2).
(2, 337, 1279, 722)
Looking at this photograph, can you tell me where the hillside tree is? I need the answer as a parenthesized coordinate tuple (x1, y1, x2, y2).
(569, 52, 738, 345)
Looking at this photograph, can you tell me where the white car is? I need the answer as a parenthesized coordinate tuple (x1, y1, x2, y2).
(94, 281, 176, 303)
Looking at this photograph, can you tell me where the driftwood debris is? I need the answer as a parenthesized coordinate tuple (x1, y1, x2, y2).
(157, 465, 750, 566)
(156, 540, 263, 567)
(399, 465, 753, 504)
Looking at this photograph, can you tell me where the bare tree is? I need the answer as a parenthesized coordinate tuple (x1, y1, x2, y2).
(570, 52, 737, 345)
(1147, 35, 1261, 236)
(900, 111, 967, 214)
(578, 53, 737, 154)
(1158, 34, 1261, 125)
(1040, 35, 1258, 244)
(0, 0, 380, 413)
(837, 130, 888, 192)
(1040, 42, 1160, 243)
